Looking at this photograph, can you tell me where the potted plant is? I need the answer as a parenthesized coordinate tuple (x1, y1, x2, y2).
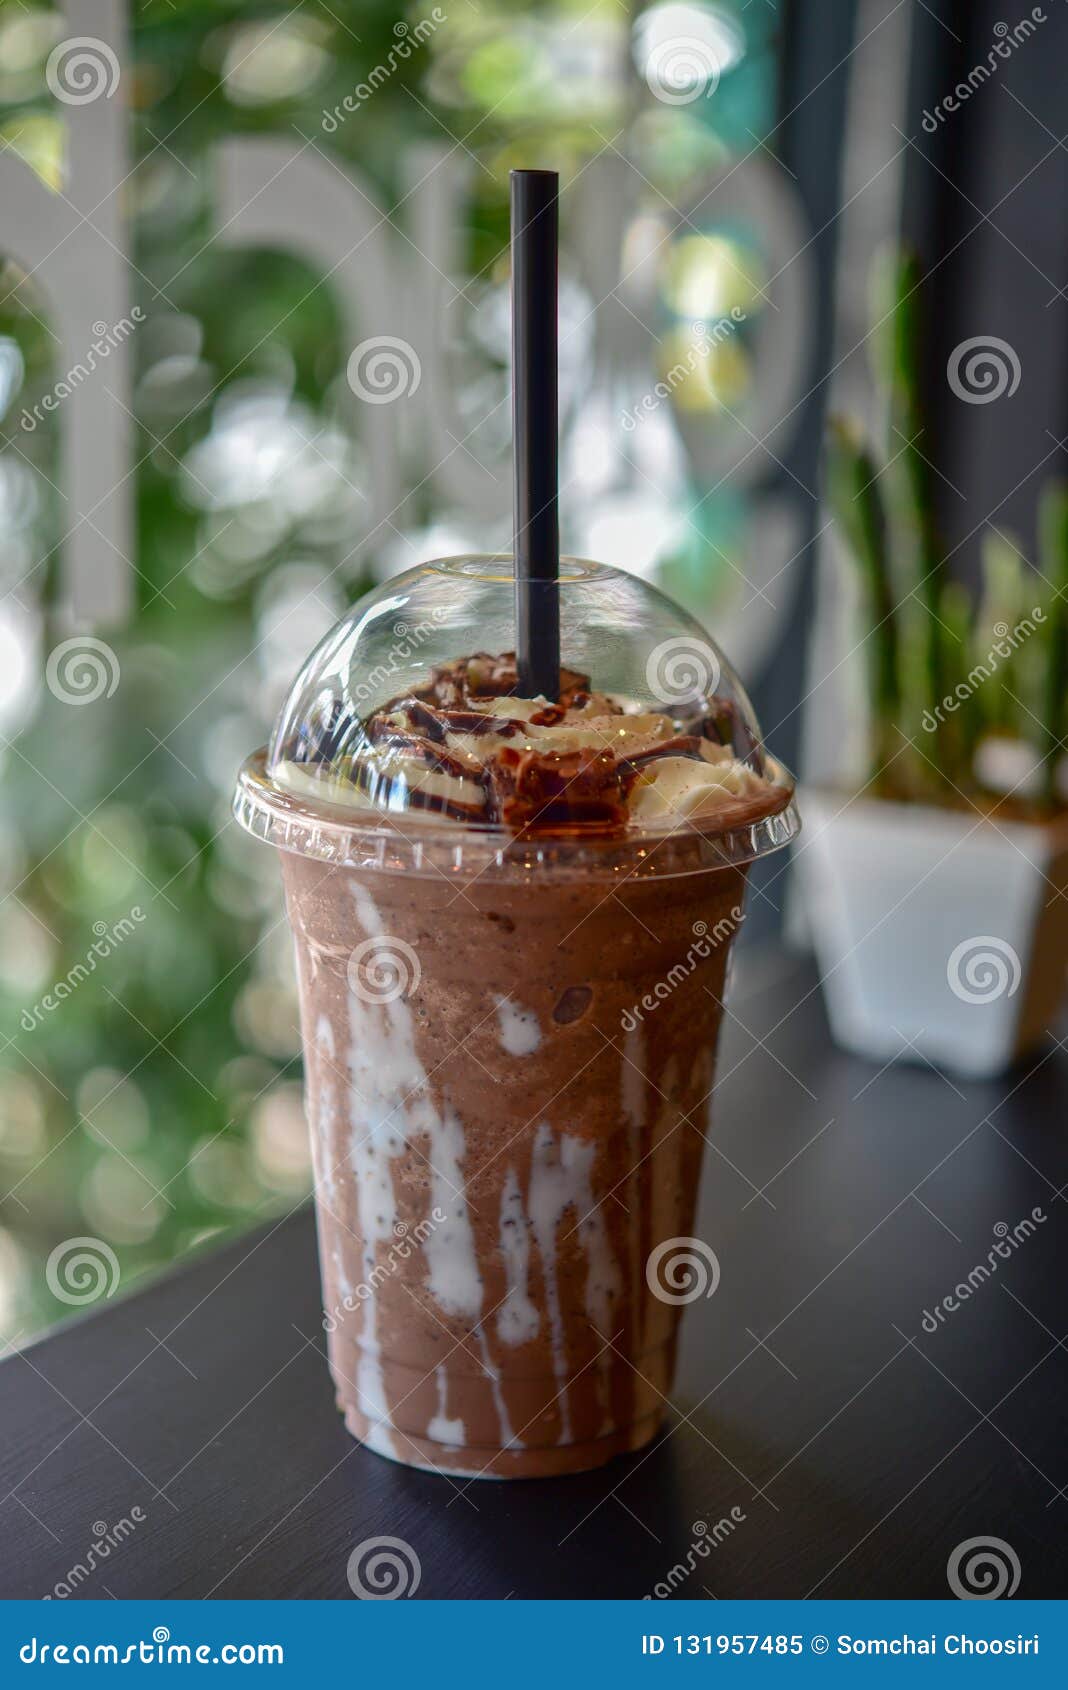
(796, 250, 1068, 1079)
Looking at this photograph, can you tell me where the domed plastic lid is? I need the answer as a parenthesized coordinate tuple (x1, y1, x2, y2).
(234, 556, 799, 878)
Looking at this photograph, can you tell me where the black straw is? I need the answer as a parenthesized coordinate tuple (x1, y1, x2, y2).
(511, 168, 560, 700)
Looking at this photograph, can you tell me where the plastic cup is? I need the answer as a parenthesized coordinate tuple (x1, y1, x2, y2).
(234, 556, 798, 1478)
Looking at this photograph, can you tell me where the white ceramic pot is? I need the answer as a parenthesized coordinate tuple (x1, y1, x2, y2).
(795, 790, 1068, 1079)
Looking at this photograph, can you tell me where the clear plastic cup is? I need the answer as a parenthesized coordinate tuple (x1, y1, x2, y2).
(234, 556, 799, 1478)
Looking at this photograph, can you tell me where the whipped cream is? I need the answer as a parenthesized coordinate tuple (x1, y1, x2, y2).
(276, 652, 773, 833)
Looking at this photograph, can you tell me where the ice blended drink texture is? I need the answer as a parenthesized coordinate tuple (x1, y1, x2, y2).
(242, 635, 798, 1479)
(284, 849, 748, 1478)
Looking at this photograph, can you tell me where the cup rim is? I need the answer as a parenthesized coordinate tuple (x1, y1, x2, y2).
(232, 748, 801, 881)
(427, 553, 605, 584)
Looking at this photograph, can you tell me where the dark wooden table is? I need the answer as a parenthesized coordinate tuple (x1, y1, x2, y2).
(2, 954, 1066, 1601)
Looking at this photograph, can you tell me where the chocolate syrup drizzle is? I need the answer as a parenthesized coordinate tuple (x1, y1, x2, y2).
(284, 652, 767, 836)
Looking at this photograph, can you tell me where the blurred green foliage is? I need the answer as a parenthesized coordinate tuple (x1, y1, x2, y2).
(827, 248, 1068, 808)
(0, 0, 781, 1340)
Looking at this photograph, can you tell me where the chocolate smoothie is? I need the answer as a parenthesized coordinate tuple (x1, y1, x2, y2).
(235, 562, 799, 1479)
